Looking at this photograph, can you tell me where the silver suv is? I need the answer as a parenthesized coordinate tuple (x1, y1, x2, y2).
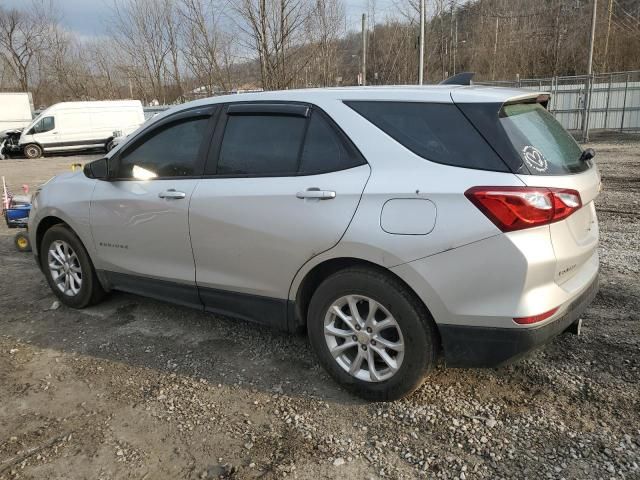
(29, 86, 600, 400)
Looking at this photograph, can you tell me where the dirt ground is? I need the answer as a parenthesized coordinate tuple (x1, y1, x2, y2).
(0, 141, 639, 480)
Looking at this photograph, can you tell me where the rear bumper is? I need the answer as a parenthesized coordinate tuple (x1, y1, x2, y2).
(439, 275, 599, 368)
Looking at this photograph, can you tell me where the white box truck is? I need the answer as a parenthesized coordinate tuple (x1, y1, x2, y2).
(0, 92, 34, 132)
(18, 100, 145, 158)
(0, 92, 34, 159)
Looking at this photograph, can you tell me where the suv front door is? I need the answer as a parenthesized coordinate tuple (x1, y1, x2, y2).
(90, 107, 215, 307)
(189, 103, 370, 327)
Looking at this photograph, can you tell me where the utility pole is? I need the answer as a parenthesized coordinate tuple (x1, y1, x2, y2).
(453, 15, 458, 75)
(492, 17, 499, 80)
(361, 13, 367, 86)
(583, 0, 598, 142)
(449, 3, 454, 74)
(419, 0, 425, 84)
(602, 0, 613, 71)
(586, 0, 598, 76)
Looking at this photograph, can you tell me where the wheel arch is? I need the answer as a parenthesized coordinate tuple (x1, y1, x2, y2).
(35, 214, 109, 290)
(291, 256, 441, 348)
(35, 215, 67, 265)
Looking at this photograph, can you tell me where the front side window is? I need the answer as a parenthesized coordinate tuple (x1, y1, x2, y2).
(117, 117, 208, 179)
(33, 116, 55, 134)
(215, 114, 306, 176)
(345, 101, 508, 172)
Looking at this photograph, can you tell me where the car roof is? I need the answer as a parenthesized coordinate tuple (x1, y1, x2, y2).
(187, 84, 543, 105)
(148, 85, 547, 126)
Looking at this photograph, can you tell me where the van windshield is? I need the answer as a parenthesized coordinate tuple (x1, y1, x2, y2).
(499, 103, 588, 175)
(27, 113, 43, 130)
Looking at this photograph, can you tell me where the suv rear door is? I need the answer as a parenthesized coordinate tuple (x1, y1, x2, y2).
(455, 95, 600, 286)
(189, 103, 370, 328)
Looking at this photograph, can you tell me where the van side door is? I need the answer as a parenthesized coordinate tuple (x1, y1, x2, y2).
(29, 115, 57, 150)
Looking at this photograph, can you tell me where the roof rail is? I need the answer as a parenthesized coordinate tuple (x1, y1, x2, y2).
(439, 72, 475, 86)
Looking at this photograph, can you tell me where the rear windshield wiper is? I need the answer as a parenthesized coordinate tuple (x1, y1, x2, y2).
(579, 148, 596, 163)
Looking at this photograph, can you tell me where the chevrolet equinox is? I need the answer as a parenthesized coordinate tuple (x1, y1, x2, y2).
(29, 85, 600, 401)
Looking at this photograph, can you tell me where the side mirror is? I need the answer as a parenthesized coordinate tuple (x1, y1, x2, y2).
(84, 157, 109, 180)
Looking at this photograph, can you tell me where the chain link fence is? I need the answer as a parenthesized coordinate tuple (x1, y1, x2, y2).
(479, 70, 640, 141)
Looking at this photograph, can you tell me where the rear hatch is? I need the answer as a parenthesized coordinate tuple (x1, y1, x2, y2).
(456, 95, 600, 285)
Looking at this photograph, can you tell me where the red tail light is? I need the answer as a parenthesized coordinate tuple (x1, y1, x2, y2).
(465, 186, 582, 232)
(514, 306, 559, 325)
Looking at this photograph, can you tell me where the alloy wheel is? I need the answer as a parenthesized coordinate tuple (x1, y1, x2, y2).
(324, 295, 405, 382)
(48, 240, 83, 296)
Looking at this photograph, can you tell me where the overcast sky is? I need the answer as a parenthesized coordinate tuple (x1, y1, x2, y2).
(2, 0, 402, 38)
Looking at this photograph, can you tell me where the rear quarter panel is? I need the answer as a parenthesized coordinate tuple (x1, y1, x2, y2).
(288, 99, 526, 300)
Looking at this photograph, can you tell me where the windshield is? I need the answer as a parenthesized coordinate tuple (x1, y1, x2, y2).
(28, 112, 44, 129)
(499, 103, 588, 175)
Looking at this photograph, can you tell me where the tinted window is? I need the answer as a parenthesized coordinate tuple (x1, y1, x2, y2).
(118, 118, 207, 179)
(299, 112, 365, 175)
(345, 101, 507, 171)
(499, 103, 587, 175)
(215, 114, 306, 176)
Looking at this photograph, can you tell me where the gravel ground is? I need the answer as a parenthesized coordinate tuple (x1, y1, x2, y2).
(0, 142, 639, 480)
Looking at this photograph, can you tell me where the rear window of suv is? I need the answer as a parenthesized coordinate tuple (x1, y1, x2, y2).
(345, 101, 509, 172)
(499, 102, 588, 175)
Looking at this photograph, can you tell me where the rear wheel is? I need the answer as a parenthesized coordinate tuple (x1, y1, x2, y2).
(307, 267, 438, 401)
(23, 143, 42, 159)
(41, 225, 106, 308)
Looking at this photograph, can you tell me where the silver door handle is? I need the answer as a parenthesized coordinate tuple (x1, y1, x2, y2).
(158, 189, 186, 199)
(296, 188, 336, 200)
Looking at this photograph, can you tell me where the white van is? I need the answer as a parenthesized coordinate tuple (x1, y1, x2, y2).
(0, 92, 34, 133)
(19, 100, 145, 158)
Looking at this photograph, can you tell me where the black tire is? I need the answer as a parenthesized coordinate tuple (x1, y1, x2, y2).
(41, 224, 106, 308)
(307, 267, 438, 401)
(105, 140, 116, 152)
(23, 143, 42, 159)
(14, 231, 31, 252)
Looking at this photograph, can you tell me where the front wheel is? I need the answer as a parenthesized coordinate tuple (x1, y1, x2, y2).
(23, 143, 42, 159)
(41, 225, 106, 308)
(307, 267, 438, 401)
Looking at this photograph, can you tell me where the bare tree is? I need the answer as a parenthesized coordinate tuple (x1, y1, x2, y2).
(0, 1, 53, 92)
(110, 0, 176, 103)
(233, 0, 313, 90)
(307, 0, 345, 87)
(180, 0, 236, 94)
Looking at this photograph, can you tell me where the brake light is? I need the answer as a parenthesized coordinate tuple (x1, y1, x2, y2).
(465, 186, 582, 232)
(514, 306, 559, 325)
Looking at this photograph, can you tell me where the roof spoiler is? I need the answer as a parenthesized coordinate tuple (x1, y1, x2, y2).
(439, 72, 475, 86)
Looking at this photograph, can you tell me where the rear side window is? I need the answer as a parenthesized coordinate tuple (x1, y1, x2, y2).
(118, 117, 208, 178)
(216, 115, 306, 176)
(499, 103, 587, 175)
(209, 107, 366, 176)
(345, 101, 508, 172)
(299, 112, 365, 175)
